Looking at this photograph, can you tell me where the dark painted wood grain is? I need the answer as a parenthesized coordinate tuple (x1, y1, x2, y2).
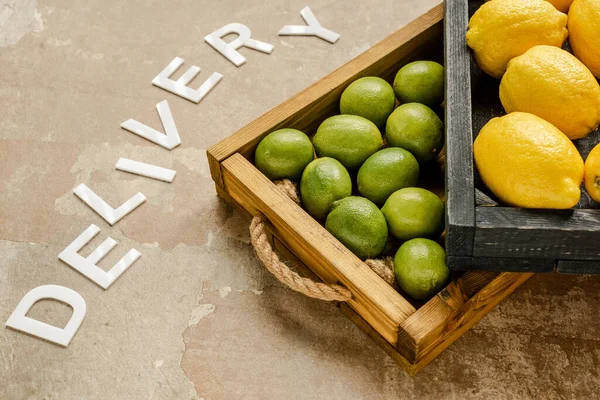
(449, 256, 555, 273)
(557, 260, 600, 274)
(444, 0, 475, 258)
(475, 207, 600, 260)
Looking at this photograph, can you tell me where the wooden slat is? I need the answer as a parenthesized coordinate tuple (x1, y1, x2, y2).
(475, 207, 600, 260)
(444, 0, 476, 257)
(458, 270, 499, 298)
(221, 154, 416, 345)
(215, 184, 251, 219)
(397, 271, 533, 363)
(207, 5, 443, 188)
(208, 150, 225, 189)
(396, 279, 468, 361)
(448, 255, 555, 272)
(557, 260, 600, 274)
(393, 269, 500, 361)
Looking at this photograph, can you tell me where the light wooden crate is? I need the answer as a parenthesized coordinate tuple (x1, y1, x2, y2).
(207, 4, 532, 375)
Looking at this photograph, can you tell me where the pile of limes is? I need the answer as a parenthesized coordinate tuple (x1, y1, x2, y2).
(254, 61, 450, 301)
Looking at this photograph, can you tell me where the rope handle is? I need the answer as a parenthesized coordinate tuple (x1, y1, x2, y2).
(248, 179, 395, 302)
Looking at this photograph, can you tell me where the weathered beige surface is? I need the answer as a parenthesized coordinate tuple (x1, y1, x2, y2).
(1, 0, 600, 399)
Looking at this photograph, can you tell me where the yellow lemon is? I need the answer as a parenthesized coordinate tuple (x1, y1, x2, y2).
(500, 45, 600, 140)
(584, 143, 600, 203)
(547, 0, 575, 11)
(466, 0, 568, 78)
(474, 112, 583, 209)
(568, 0, 600, 78)
(486, 0, 575, 12)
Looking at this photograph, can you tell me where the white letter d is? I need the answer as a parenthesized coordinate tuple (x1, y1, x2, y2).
(5, 285, 86, 347)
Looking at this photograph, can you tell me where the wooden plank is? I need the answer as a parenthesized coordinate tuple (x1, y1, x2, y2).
(557, 260, 600, 274)
(396, 279, 467, 362)
(206, 5, 443, 186)
(475, 207, 600, 260)
(394, 269, 499, 362)
(221, 153, 416, 345)
(444, 0, 475, 257)
(208, 150, 225, 189)
(448, 255, 555, 272)
(215, 184, 251, 219)
(397, 271, 533, 364)
(458, 270, 499, 298)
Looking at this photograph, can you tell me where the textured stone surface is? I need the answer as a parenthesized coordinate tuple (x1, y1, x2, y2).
(2, 0, 600, 399)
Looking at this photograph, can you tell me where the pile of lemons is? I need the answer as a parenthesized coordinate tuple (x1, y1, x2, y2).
(466, 0, 600, 208)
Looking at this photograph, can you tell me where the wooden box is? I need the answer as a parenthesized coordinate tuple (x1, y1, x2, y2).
(445, 0, 600, 274)
(207, 4, 531, 375)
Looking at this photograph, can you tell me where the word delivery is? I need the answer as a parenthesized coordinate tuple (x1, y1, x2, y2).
(4, 6, 339, 347)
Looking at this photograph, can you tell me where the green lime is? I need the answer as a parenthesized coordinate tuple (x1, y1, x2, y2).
(300, 157, 352, 220)
(357, 148, 420, 206)
(381, 187, 444, 241)
(313, 115, 383, 171)
(385, 103, 443, 163)
(325, 196, 388, 259)
(255, 128, 314, 180)
(340, 77, 396, 127)
(394, 238, 449, 300)
(393, 61, 444, 107)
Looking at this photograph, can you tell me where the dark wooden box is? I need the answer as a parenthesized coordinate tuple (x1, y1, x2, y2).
(445, 0, 600, 274)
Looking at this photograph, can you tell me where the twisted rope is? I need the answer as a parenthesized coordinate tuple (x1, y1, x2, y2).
(249, 179, 395, 301)
(250, 214, 352, 301)
(273, 179, 302, 206)
(364, 257, 395, 286)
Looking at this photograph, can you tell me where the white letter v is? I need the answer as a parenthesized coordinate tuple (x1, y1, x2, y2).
(121, 100, 181, 150)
